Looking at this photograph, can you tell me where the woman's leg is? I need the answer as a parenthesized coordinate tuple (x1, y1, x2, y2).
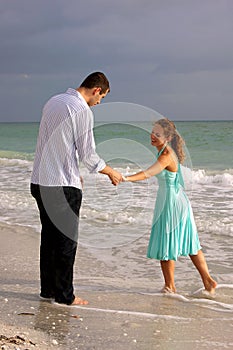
(189, 250, 217, 293)
(160, 260, 176, 292)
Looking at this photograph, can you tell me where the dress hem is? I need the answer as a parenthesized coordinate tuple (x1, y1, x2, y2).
(147, 247, 202, 261)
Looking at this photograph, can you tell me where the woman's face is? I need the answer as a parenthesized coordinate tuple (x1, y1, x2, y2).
(151, 124, 167, 148)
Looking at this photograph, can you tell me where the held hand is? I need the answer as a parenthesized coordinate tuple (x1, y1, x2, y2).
(99, 165, 123, 186)
(108, 169, 123, 186)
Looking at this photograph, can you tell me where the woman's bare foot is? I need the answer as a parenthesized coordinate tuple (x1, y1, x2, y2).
(204, 278, 217, 294)
(161, 285, 176, 294)
(71, 296, 89, 305)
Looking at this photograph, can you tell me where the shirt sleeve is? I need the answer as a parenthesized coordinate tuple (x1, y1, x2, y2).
(74, 108, 106, 173)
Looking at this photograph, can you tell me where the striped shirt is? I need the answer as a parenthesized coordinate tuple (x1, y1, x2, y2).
(31, 88, 106, 189)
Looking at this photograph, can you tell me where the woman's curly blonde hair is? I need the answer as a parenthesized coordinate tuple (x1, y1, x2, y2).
(155, 118, 186, 164)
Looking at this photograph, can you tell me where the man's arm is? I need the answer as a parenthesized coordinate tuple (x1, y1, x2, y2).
(75, 110, 122, 185)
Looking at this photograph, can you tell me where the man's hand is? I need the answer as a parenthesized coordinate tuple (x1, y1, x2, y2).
(108, 169, 123, 186)
(99, 165, 123, 186)
(80, 176, 84, 188)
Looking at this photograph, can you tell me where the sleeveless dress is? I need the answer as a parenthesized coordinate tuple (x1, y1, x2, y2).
(147, 146, 201, 261)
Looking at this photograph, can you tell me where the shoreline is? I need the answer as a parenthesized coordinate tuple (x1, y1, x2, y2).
(1, 222, 233, 349)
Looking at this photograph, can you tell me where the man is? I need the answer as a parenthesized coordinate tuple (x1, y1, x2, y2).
(31, 72, 122, 306)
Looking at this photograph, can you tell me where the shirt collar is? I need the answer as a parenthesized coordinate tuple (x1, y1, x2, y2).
(66, 88, 89, 107)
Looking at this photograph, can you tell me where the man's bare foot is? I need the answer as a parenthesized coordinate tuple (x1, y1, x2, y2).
(204, 278, 217, 294)
(71, 296, 89, 306)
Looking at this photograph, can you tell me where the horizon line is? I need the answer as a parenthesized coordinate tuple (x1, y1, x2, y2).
(0, 119, 232, 124)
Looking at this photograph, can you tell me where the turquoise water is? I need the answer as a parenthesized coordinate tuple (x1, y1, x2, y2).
(0, 120, 232, 252)
(175, 121, 233, 171)
(0, 121, 232, 171)
(0, 120, 233, 345)
(0, 122, 39, 160)
(0, 119, 232, 235)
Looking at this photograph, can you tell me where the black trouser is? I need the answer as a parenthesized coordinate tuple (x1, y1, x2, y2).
(30, 184, 82, 305)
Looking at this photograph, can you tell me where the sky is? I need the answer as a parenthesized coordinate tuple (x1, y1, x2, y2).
(0, 0, 233, 122)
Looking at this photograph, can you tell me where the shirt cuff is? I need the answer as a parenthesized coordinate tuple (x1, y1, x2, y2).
(89, 159, 106, 173)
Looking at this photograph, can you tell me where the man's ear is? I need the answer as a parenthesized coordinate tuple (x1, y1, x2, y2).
(93, 87, 101, 95)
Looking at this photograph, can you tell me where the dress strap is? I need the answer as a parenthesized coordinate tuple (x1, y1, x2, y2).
(157, 142, 167, 157)
(175, 163, 185, 191)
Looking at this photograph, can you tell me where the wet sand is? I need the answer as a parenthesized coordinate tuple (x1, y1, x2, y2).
(0, 222, 233, 350)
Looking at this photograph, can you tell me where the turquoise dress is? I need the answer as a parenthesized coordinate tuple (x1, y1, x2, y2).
(147, 147, 201, 261)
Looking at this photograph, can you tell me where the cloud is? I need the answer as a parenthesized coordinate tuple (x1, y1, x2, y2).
(0, 0, 232, 121)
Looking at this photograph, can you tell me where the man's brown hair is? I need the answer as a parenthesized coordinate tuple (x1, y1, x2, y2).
(80, 72, 110, 94)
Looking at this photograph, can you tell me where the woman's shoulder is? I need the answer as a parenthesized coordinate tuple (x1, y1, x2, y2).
(159, 146, 176, 160)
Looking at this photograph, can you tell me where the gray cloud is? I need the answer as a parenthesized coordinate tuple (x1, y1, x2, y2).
(0, 0, 232, 121)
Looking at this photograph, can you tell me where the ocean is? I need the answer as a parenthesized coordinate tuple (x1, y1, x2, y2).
(0, 118, 233, 349)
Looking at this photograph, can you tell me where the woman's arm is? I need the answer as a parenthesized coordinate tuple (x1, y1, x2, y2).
(124, 157, 168, 182)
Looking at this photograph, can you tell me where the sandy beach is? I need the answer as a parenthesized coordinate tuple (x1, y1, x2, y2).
(1, 222, 233, 350)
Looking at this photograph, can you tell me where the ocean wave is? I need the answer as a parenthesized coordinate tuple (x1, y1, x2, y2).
(0, 156, 33, 167)
(0, 150, 34, 162)
(1, 156, 232, 187)
(192, 169, 233, 186)
(121, 165, 233, 188)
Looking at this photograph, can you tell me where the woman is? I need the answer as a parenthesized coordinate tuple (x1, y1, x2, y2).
(123, 118, 217, 294)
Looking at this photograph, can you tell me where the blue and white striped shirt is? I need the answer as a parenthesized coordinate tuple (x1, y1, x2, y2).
(31, 88, 106, 189)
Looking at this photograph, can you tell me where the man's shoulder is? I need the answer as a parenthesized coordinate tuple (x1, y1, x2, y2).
(51, 88, 76, 101)
(48, 89, 87, 109)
